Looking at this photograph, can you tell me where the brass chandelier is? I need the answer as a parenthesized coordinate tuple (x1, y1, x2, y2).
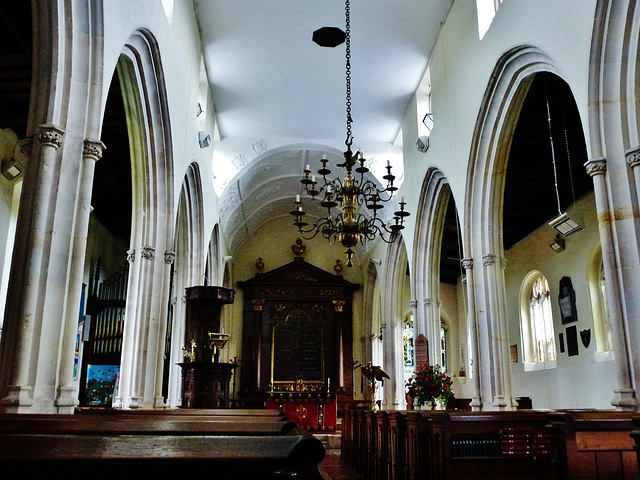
(290, 0, 410, 268)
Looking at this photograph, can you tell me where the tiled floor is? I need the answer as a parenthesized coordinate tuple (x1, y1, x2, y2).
(318, 449, 364, 480)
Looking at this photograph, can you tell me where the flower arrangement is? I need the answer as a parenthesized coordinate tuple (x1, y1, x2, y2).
(405, 363, 455, 408)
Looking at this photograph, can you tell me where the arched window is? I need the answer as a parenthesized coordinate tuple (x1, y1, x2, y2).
(520, 272, 556, 370)
(587, 246, 613, 359)
(403, 314, 414, 370)
(440, 322, 448, 371)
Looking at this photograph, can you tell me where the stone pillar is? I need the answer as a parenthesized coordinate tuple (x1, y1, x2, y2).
(586, 157, 636, 410)
(55, 138, 105, 412)
(0, 124, 64, 410)
(462, 258, 482, 410)
(409, 299, 418, 371)
(483, 253, 509, 410)
(424, 298, 438, 366)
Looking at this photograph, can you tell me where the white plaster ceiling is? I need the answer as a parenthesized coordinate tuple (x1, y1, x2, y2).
(193, 0, 454, 254)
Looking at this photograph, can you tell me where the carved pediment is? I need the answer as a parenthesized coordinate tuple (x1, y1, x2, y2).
(237, 259, 359, 295)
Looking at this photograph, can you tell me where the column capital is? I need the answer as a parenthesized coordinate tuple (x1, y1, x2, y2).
(461, 258, 473, 270)
(38, 124, 65, 149)
(252, 299, 265, 311)
(584, 157, 607, 177)
(483, 253, 498, 266)
(410, 300, 418, 308)
(83, 139, 106, 161)
(626, 147, 640, 169)
(141, 246, 155, 261)
(127, 249, 135, 263)
(164, 251, 176, 264)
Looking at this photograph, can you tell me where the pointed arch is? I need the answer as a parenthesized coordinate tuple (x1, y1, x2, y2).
(465, 45, 562, 410)
(165, 162, 205, 407)
(112, 28, 175, 409)
(412, 168, 451, 367)
(381, 236, 408, 409)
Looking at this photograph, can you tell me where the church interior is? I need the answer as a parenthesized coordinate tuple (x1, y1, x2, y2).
(1, 0, 640, 478)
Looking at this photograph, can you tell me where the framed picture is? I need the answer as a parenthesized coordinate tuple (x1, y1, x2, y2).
(510, 344, 518, 363)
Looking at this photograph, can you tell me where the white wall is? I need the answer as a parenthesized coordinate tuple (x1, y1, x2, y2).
(504, 192, 615, 409)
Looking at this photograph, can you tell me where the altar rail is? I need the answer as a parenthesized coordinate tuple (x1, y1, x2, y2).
(342, 409, 637, 480)
(0, 410, 325, 479)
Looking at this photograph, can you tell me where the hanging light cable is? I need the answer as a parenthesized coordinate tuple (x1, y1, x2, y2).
(290, 0, 410, 267)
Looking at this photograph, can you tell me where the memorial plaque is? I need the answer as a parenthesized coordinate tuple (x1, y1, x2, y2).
(272, 310, 323, 381)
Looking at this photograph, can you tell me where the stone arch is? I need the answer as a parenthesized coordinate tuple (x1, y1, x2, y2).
(465, 45, 563, 410)
(412, 168, 451, 367)
(205, 224, 221, 286)
(111, 28, 175, 409)
(381, 236, 408, 409)
(361, 259, 382, 396)
(165, 162, 204, 408)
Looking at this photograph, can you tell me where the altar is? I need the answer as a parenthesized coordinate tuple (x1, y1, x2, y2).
(266, 393, 337, 431)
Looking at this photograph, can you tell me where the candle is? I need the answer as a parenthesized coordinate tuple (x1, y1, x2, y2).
(387, 160, 391, 167)
(327, 378, 330, 388)
(311, 175, 316, 183)
(401, 196, 405, 203)
(322, 154, 327, 160)
(296, 195, 300, 203)
(305, 164, 310, 171)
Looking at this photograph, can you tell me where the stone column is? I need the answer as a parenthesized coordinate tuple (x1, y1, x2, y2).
(483, 253, 508, 410)
(0, 124, 64, 410)
(55, 139, 105, 412)
(586, 157, 636, 410)
(424, 298, 438, 366)
(409, 300, 418, 372)
(462, 258, 482, 410)
(151, 250, 175, 408)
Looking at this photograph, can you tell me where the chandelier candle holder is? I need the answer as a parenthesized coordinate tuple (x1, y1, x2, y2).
(291, 0, 410, 267)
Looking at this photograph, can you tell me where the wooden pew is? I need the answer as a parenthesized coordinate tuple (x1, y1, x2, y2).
(428, 410, 559, 479)
(549, 410, 637, 480)
(0, 412, 325, 479)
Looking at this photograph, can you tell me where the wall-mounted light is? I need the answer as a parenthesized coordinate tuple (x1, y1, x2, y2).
(549, 212, 582, 236)
(548, 235, 565, 253)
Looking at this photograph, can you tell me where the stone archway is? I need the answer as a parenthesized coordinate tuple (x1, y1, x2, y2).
(111, 29, 175, 409)
(465, 45, 563, 410)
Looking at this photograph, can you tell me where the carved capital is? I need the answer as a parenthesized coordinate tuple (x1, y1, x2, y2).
(424, 298, 434, 307)
(410, 300, 418, 309)
(127, 249, 135, 263)
(333, 300, 346, 312)
(141, 246, 155, 260)
(461, 258, 473, 270)
(38, 124, 64, 149)
(483, 254, 498, 266)
(164, 251, 176, 264)
(252, 299, 265, 312)
(585, 157, 607, 177)
(83, 139, 106, 161)
(626, 147, 640, 169)
(500, 258, 508, 269)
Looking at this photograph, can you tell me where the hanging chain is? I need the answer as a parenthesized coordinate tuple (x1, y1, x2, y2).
(544, 77, 562, 215)
(345, 0, 353, 147)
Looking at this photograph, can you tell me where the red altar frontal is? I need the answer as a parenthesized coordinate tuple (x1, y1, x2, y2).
(266, 394, 337, 431)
